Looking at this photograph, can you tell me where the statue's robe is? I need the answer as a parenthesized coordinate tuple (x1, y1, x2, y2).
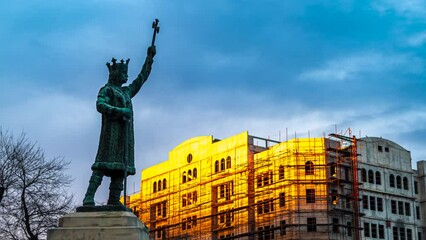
(91, 57, 153, 177)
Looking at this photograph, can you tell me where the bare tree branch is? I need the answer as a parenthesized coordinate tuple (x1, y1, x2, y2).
(0, 130, 74, 240)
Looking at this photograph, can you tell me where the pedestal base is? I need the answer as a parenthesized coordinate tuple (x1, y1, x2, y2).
(47, 211, 150, 240)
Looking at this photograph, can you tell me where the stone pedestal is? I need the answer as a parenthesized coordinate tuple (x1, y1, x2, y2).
(47, 211, 151, 240)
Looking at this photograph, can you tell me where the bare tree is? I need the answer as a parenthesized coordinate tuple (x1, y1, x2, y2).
(0, 130, 74, 240)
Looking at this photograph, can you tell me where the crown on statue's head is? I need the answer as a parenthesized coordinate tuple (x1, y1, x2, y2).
(106, 58, 130, 73)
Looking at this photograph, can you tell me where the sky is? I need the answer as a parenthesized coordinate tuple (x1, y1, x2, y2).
(1, 0, 426, 204)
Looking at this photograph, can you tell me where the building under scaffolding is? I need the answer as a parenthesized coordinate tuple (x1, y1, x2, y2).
(126, 131, 366, 239)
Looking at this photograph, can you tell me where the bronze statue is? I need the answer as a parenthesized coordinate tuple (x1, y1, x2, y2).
(82, 20, 159, 207)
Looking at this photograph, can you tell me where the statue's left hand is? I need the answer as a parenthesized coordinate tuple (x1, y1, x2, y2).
(148, 46, 156, 58)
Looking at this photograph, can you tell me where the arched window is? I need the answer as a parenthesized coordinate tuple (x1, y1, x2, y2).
(188, 170, 192, 182)
(193, 168, 197, 178)
(375, 171, 381, 185)
(390, 174, 395, 187)
(279, 165, 285, 180)
(361, 169, 367, 182)
(163, 178, 167, 190)
(183, 171, 187, 183)
(396, 175, 402, 189)
(158, 180, 162, 191)
(368, 170, 374, 183)
(214, 160, 219, 173)
(403, 177, 409, 190)
(153, 182, 157, 193)
(305, 161, 314, 175)
(226, 156, 231, 169)
(220, 158, 225, 171)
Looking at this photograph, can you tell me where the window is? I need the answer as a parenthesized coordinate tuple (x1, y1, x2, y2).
(307, 218, 316, 232)
(214, 160, 219, 173)
(226, 156, 231, 169)
(345, 197, 351, 209)
(305, 161, 314, 175)
(398, 201, 404, 215)
(372, 224, 378, 238)
(378, 145, 383, 152)
(279, 192, 286, 207)
(403, 177, 409, 190)
(182, 171, 187, 183)
(347, 222, 352, 237)
(257, 199, 274, 214)
(188, 170, 192, 182)
(418, 232, 422, 240)
(257, 172, 273, 187)
(279, 165, 285, 180)
(368, 170, 374, 183)
(377, 197, 383, 211)
(364, 222, 370, 237)
(385, 147, 389, 152)
(376, 171, 381, 185)
(332, 190, 338, 205)
(405, 202, 411, 216)
(332, 218, 339, 233)
(163, 179, 167, 190)
(416, 206, 420, 219)
(390, 174, 395, 187)
(362, 195, 369, 209)
(400, 228, 405, 240)
(162, 202, 167, 217)
(187, 153, 192, 163)
(361, 168, 367, 182)
(407, 229, 413, 240)
(220, 158, 225, 171)
(330, 165, 336, 177)
(153, 182, 157, 193)
(158, 180, 162, 191)
(414, 181, 418, 194)
(393, 227, 398, 240)
(306, 189, 315, 203)
(345, 167, 349, 181)
(370, 196, 376, 211)
(391, 200, 397, 214)
(379, 224, 385, 239)
(280, 220, 286, 236)
(396, 175, 402, 189)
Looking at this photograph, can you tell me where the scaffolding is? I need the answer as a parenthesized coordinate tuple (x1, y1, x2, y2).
(126, 131, 361, 240)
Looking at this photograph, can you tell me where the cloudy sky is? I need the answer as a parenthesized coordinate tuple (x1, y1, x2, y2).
(1, 0, 425, 204)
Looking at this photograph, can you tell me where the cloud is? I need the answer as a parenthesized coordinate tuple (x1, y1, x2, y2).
(406, 31, 426, 46)
(299, 51, 422, 82)
(372, 0, 426, 18)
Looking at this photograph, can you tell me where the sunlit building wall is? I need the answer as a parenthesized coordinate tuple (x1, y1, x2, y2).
(127, 132, 425, 240)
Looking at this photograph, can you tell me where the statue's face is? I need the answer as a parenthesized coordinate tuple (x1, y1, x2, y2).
(110, 70, 128, 86)
(118, 70, 128, 84)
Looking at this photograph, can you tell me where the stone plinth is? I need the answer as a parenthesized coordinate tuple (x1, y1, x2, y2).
(47, 211, 150, 240)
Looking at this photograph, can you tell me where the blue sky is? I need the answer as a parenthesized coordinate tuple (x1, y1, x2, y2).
(1, 0, 426, 204)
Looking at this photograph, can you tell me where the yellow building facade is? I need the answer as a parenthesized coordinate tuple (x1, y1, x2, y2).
(128, 131, 360, 240)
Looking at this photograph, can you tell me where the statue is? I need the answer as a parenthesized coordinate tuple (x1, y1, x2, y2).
(82, 20, 159, 208)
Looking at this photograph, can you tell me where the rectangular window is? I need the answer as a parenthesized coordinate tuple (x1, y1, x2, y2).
(418, 232, 422, 240)
(405, 202, 411, 216)
(414, 181, 418, 194)
(400, 227, 405, 240)
(370, 196, 376, 211)
(332, 218, 339, 233)
(257, 201, 263, 215)
(258, 227, 263, 240)
(379, 224, 385, 239)
(363, 195, 369, 209)
(306, 189, 315, 203)
(407, 229, 412, 240)
(391, 200, 397, 214)
(347, 222, 352, 237)
(332, 190, 338, 205)
(416, 206, 420, 219)
(371, 224, 377, 238)
(330, 165, 336, 176)
(345, 167, 349, 181)
(280, 220, 286, 236)
(345, 197, 351, 209)
(279, 192, 286, 207)
(378, 145, 383, 152)
(364, 222, 370, 237)
(385, 147, 389, 152)
(398, 201, 404, 215)
(393, 227, 399, 240)
(307, 218, 316, 232)
(377, 197, 383, 211)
